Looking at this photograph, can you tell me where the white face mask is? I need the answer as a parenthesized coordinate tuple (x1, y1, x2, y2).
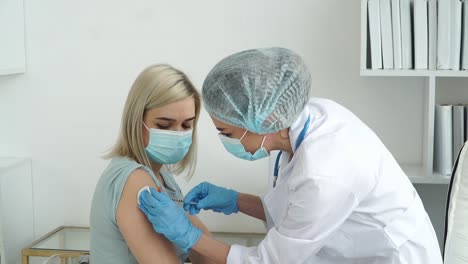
(143, 122, 192, 164)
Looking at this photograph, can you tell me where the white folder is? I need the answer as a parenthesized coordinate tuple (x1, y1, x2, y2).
(453, 105, 465, 160)
(392, 0, 403, 69)
(438, 0, 451, 69)
(434, 104, 453, 176)
(380, 0, 394, 69)
(450, 0, 463, 70)
(369, 0, 383, 69)
(401, 0, 414, 69)
(463, 0, 468, 70)
(414, 0, 429, 69)
(428, 0, 438, 70)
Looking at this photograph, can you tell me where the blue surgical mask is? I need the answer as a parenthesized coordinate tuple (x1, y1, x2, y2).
(143, 122, 192, 164)
(218, 130, 269, 161)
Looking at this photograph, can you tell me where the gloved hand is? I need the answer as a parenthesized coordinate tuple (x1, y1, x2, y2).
(138, 188, 202, 253)
(183, 182, 238, 215)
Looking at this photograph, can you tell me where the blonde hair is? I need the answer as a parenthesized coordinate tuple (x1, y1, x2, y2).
(107, 64, 201, 178)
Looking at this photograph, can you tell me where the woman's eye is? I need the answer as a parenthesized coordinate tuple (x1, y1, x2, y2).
(220, 133, 231, 138)
(156, 125, 169, 129)
(182, 124, 192, 129)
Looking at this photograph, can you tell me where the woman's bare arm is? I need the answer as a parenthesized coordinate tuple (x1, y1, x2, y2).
(116, 169, 179, 264)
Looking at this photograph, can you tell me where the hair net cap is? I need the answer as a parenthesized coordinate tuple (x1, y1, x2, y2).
(202, 47, 311, 134)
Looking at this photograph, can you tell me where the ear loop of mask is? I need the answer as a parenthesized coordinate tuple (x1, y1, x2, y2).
(239, 130, 249, 142)
(142, 121, 150, 131)
(259, 135, 267, 149)
(240, 130, 267, 151)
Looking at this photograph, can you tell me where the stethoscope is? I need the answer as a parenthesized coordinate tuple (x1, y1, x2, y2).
(273, 115, 311, 187)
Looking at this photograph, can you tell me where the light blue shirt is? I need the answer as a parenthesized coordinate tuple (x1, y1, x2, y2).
(90, 156, 188, 264)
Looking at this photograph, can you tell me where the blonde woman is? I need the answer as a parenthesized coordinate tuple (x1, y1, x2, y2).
(90, 64, 213, 264)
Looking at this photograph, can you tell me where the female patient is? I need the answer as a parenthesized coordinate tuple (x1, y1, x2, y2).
(90, 64, 213, 263)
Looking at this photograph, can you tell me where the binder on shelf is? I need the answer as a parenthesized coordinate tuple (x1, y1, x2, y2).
(414, 0, 429, 69)
(401, 0, 413, 69)
(462, 0, 468, 70)
(428, 0, 438, 70)
(434, 104, 453, 176)
(450, 0, 463, 70)
(453, 105, 465, 161)
(438, 0, 451, 69)
(381, 0, 394, 69)
(392, 0, 403, 69)
(368, 0, 383, 69)
(465, 106, 468, 141)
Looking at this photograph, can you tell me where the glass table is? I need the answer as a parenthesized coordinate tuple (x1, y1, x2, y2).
(21, 226, 89, 264)
(21, 226, 265, 263)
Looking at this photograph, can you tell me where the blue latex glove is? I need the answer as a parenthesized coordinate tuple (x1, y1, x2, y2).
(138, 188, 202, 253)
(183, 182, 238, 215)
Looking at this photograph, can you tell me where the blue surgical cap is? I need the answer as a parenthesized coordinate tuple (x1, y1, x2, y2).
(202, 47, 311, 134)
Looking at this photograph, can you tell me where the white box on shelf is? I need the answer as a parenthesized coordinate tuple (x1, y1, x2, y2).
(0, 158, 34, 264)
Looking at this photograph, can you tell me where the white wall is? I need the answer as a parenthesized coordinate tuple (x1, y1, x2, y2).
(0, 0, 455, 240)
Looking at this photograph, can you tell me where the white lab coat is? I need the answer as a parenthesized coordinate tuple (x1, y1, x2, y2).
(227, 98, 442, 264)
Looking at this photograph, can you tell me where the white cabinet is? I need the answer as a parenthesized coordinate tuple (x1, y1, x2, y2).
(360, 0, 468, 184)
(0, 0, 26, 75)
(0, 158, 34, 264)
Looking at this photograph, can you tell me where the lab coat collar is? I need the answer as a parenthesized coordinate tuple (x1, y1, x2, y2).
(277, 99, 325, 178)
(288, 101, 315, 154)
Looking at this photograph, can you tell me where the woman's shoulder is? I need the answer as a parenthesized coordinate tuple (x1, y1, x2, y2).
(109, 156, 141, 168)
(95, 157, 149, 193)
(93, 158, 155, 221)
(102, 156, 145, 178)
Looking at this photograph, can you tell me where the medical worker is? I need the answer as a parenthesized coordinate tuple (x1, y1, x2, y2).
(139, 47, 443, 263)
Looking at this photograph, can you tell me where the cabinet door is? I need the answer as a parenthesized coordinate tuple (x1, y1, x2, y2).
(0, 158, 34, 264)
(0, 0, 26, 75)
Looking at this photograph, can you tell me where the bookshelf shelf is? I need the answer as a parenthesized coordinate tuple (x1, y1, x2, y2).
(409, 176, 451, 184)
(401, 164, 451, 184)
(361, 70, 468, 77)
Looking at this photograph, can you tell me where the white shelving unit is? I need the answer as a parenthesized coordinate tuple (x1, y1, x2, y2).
(360, 0, 468, 185)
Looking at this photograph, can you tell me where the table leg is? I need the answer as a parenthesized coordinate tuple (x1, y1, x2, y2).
(60, 256, 67, 264)
(22, 255, 29, 264)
